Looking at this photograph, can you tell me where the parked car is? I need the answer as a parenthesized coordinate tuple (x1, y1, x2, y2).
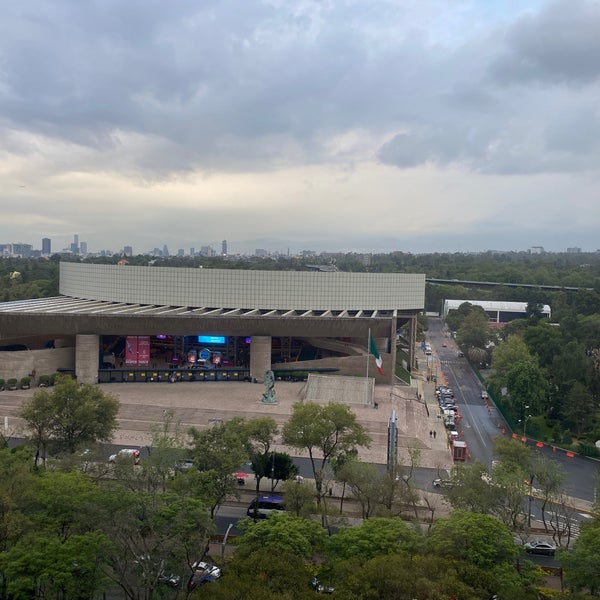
(524, 541, 556, 556)
(481, 390, 489, 400)
(108, 448, 140, 464)
(187, 561, 222, 591)
(310, 577, 335, 594)
(433, 478, 454, 488)
(174, 458, 194, 472)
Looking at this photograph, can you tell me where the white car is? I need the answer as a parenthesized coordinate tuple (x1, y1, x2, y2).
(187, 561, 222, 591)
(108, 448, 140, 464)
(481, 390, 489, 400)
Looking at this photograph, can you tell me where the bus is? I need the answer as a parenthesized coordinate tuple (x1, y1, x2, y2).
(246, 495, 285, 519)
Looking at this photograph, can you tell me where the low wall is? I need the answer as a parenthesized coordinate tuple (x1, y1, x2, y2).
(272, 353, 392, 384)
(0, 347, 76, 383)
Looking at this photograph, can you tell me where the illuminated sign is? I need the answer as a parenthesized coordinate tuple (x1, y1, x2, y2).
(197, 335, 226, 344)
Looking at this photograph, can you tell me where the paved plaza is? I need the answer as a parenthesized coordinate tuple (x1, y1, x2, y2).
(1, 376, 453, 470)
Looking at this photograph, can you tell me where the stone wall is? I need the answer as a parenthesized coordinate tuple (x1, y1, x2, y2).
(272, 353, 394, 384)
(0, 347, 75, 383)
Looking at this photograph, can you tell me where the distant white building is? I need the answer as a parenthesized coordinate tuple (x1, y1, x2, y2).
(442, 299, 551, 323)
(528, 246, 544, 254)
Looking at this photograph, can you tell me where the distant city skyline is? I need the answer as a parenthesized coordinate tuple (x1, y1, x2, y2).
(0, 234, 596, 258)
(1, 2, 599, 255)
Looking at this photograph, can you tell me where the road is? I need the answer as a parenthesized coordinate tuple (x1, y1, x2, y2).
(425, 317, 599, 515)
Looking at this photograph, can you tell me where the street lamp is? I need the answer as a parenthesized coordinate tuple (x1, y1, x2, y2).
(523, 414, 532, 438)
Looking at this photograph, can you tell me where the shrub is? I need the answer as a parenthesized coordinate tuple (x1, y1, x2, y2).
(577, 443, 600, 458)
(7, 378, 18, 390)
(20, 377, 31, 389)
(38, 374, 50, 387)
(0, 378, 4, 389)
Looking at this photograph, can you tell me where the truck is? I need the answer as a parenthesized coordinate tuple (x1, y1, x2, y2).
(452, 440, 467, 461)
(443, 409, 455, 429)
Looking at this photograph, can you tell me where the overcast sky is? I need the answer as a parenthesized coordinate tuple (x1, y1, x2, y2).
(1, 0, 599, 255)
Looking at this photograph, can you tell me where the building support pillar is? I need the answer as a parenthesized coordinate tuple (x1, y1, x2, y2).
(249, 336, 272, 382)
(75, 334, 100, 385)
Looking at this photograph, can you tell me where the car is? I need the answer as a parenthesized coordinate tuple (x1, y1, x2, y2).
(187, 561, 222, 591)
(433, 478, 454, 488)
(108, 448, 140, 464)
(524, 541, 556, 556)
(174, 458, 194, 471)
(310, 577, 335, 594)
(457, 351, 464, 357)
(442, 342, 447, 347)
(481, 390, 489, 400)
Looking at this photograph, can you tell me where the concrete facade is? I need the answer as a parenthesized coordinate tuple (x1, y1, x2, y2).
(0, 264, 426, 385)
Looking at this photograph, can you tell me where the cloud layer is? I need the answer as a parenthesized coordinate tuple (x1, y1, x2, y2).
(1, 0, 598, 254)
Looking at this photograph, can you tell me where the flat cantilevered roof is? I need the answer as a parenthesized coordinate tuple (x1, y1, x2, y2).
(0, 264, 425, 340)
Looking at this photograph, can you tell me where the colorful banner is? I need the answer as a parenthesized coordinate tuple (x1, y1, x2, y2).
(125, 336, 150, 366)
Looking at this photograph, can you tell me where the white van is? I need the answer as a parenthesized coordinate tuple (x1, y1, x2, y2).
(108, 448, 140, 464)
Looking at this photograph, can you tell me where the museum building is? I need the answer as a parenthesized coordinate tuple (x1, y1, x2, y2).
(0, 263, 425, 386)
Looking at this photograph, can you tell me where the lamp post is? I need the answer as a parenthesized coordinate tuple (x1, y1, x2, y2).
(521, 405, 530, 436)
(523, 414, 532, 439)
(221, 523, 233, 559)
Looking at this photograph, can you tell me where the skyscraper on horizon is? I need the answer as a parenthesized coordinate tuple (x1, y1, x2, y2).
(42, 238, 51, 255)
(222, 240, 227, 256)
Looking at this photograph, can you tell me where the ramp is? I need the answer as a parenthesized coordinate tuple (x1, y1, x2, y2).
(302, 373, 374, 406)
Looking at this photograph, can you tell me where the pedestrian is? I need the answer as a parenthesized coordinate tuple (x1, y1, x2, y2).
(429, 430, 433, 437)
(433, 430, 437, 439)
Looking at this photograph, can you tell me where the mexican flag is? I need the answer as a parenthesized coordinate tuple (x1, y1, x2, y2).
(369, 336, 384, 375)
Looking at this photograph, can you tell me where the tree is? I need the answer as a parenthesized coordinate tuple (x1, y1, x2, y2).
(327, 517, 422, 562)
(96, 489, 212, 600)
(252, 451, 298, 492)
(506, 359, 548, 420)
(561, 518, 600, 595)
(142, 409, 189, 493)
(532, 453, 565, 532)
(19, 390, 54, 464)
(335, 458, 381, 518)
(209, 548, 314, 600)
(236, 513, 327, 560)
(20, 375, 119, 455)
(443, 461, 497, 514)
(281, 478, 316, 517)
(456, 306, 490, 350)
(282, 401, 371, 504)
(488, 335, 532, 389)
(563, 382, 596, 437)
(188, 417, 250, 518)
(425, 510, 519, 569)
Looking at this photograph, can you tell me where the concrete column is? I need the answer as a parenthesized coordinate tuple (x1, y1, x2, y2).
(389, 317, 397, 385)
(75, 334, 100, 384)
(249, 336, 272, 381)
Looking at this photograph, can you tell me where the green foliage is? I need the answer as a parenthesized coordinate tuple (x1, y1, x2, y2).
(281, 478, 316, 517)
(327, 517, 422, 562)
(209, 548, 313, 599)
(188, 417, 251, 518)
(236, 513, 327, 559)
(282, 401, 371, 500)
(456, 306, 491, 350)
(20, 375, 119, 455)
(426, 510, 519, 569)
(561, 518, 600, 595)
